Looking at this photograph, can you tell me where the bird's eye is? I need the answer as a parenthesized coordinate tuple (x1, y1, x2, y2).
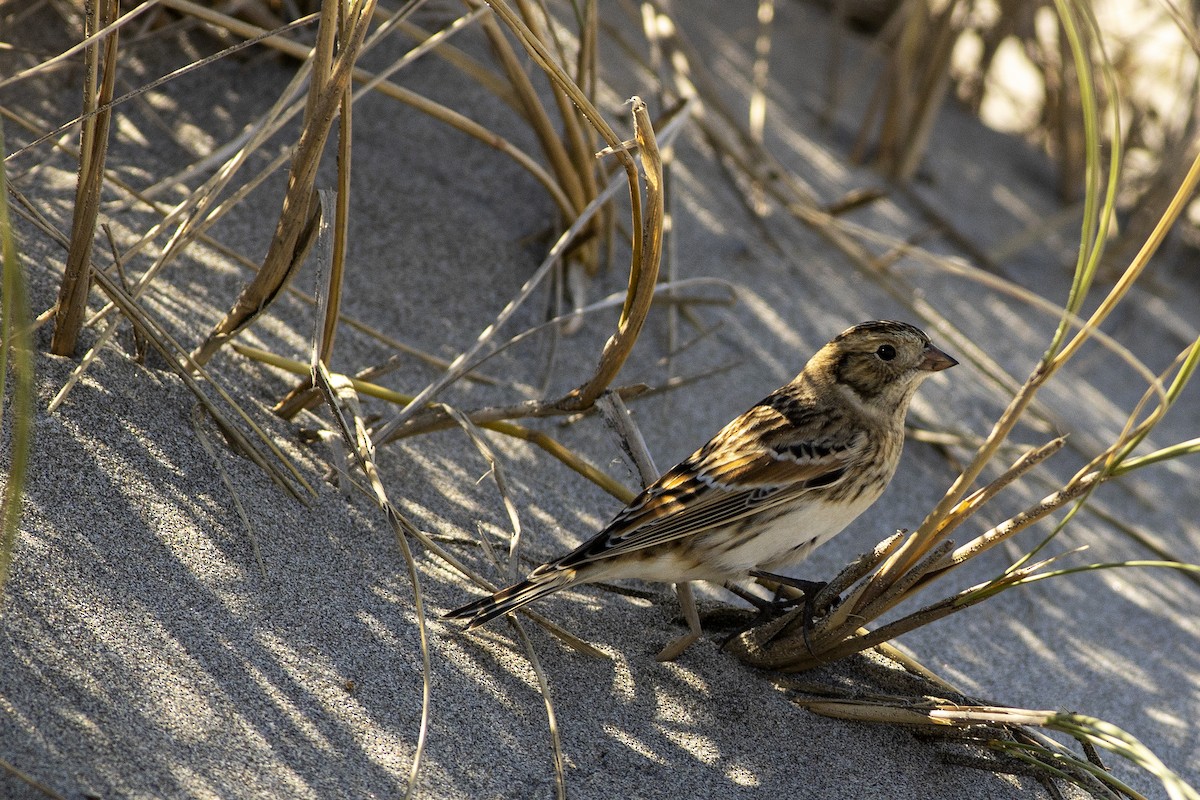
(876, 344, 897, 361)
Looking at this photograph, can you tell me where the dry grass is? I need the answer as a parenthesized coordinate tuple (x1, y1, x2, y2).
(2, 0, 1199, 797)
(0, 125, 33, 592)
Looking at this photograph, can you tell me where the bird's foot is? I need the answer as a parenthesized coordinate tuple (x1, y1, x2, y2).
(746, 570, 838, 655)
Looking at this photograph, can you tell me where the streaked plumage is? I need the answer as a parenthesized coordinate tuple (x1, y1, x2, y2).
(446, 321, 957, 658)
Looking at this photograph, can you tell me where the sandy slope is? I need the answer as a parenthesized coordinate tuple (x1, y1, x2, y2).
(2, 2, 1197, 798)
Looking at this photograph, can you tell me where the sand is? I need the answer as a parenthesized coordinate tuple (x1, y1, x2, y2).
(2, 2, 1197, 798)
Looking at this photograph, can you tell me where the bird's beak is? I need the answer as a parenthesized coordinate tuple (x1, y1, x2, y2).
(919, 344, 958, 372)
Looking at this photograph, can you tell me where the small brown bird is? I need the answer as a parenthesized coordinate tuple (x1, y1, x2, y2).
(447, 321, 957, 659)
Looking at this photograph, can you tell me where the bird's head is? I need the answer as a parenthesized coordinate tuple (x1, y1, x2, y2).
(808, 320, 957, 413)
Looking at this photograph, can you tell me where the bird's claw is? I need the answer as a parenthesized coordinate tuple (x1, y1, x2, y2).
(745, 570, 839, 655)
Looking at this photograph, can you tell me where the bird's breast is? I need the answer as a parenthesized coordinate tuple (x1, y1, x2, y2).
(729, 492, 882, 571)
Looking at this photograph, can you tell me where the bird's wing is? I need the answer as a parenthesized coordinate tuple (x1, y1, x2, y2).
(561, 400, 867, 566)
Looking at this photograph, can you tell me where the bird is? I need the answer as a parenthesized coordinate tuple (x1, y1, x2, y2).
(446, 320, 957, 660)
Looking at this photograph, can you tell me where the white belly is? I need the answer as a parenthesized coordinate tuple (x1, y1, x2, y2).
(708, 491, 880, 575)
(582, 482, 887, 586)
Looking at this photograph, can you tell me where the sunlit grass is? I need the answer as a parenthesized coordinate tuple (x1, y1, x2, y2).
(2, 0, 1197, 797)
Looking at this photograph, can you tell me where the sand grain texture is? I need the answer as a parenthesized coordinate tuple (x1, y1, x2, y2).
(2, 2, 1198, 798)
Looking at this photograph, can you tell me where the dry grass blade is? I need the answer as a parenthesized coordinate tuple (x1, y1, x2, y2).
(0, 128, 33, 596)
(275, 189, 340, 416)
(0, 756, 65, 800)
(544, 0, 605, 287)
(190, 405, 268, 578)
(233, 343, 636, 503)
(438, 407, 566, 794)
(311, 364, 431, 800)
(483, 0, 627, 152)
(3, 12, 320, 167)
(993, 341, 1200, 574)
(369, 170, 629, 444)
(797, 694, 1199, 800)
(306, 216, 436, 787)
(859, 0, 962, 181)
(85, 266, 313, 501)
(474, 4, 587, 213)
(834, 0, 1123, 614)
(559, 97, 664, 410)
(162, 0, 574, 216)
(191, 0, 378, 367)
(482, 0, 644, 315)
(615, 1, 1168, 486)
(0, 0, 158, 93)
(50, 0, 119, 356)
(506, 617, 568, 800)
(7, 180, 315, 500)
(547, 0, 603, 214)
(595, 390, 658, 484)
(324, 102, 349, 360)
(439, 404, 525, 580)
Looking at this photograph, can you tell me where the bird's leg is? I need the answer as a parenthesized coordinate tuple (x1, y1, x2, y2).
(656, 581, 702, 661)
(715, 582, 785, 650)
(716, 575, 820, 650)
(723, 581, 784, 614)
(749, 570, 829, 608)
(748, 570, 834, 654)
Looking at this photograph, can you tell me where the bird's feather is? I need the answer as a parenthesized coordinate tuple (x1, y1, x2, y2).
(557, 401, 868, 566)
(444, 320, 956, 654)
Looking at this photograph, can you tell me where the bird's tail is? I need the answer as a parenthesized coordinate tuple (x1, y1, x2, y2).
(444, 565, 578, 629)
